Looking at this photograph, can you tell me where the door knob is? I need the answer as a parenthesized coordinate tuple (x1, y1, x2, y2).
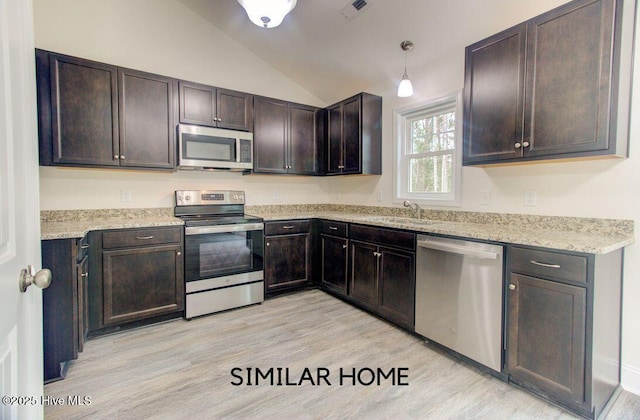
(19, 265, 52, 293)
(509, 284, 516, 291)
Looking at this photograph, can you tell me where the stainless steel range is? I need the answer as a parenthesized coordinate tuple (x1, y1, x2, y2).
(175, 190, 264, 319)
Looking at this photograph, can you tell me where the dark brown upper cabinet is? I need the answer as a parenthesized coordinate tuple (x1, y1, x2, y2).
(326, 92, 382, 175)
(463, 0, 633, 165)
(118, 68, 176, 169)
(253, 96, 322, 175)
(37, 50, 120, 167)
(36, 49, 177, 170)
(179, 81, 252, 131)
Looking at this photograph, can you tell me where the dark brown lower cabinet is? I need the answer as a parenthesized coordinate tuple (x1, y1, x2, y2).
(350, 241, 379, 308)
(89, 227, 184, 332)
(319, 220, 349, 295)
(348, 225, 415, 330)
(506, 246, 623, 419)
(42, 237, 88, 383)
(264, 220, 312, 294)
(321, 235, 348, 294)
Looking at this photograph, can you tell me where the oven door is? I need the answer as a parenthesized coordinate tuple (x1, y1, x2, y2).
(184, 223, 264, 282)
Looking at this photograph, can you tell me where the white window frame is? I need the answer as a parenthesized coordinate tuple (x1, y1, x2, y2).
(393, 90, 463, 207)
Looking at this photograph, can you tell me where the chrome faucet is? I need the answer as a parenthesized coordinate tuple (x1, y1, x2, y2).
(403, 200, 421, 220)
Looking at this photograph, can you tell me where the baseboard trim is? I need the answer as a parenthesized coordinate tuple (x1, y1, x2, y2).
(622, 363, 640, 395)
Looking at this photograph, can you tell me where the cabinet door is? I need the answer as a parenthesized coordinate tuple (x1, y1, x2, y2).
(179, 81, 215, 126)
(463, 25, 526, 164)
(253, 97, 288, 173)
(349, 241, 378, 309)
(321, 235, 348, 294)
(264, 234, 310, 291)
(48, 53, 119, 166)
(76, 255, 88, 353)
(103, 244, 183, 326)
(327, 104, 343, 173)
(378, 247, 415, 329)
(289, 104, 318, 174)
(42, 239, 78, 382)
(524, 0, 616, 157)
(342, 95, 362, 173)
(118, 68, 176, 169)
(217, 88, 252, 131)
(507, 273, 586, 409)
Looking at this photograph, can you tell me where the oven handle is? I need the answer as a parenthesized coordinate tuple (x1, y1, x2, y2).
(185, 222, 264, 235)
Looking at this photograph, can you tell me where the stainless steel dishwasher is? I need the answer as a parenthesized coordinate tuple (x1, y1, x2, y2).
(415, 235, 504, 372)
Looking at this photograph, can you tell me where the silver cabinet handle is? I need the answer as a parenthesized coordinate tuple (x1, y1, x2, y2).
(81, 272, 89, 278)
(523, 141, 530, 148)
(329, 227, 338, 230)
(113, 154, 119, 159)
(282, 226, 295, 229)
(135, 235, 154, 240)
(266, 242, 270, 247)
(530, 260, 561, 269)
(81, 244, 90, 249)
(509, 284, 516, 291)
(120, 155, 125, 160)
(176, 251, 182, 256)
(342, 244, 347, 249)
(373, 252, 382, 257)
(514, 143, 522, 149)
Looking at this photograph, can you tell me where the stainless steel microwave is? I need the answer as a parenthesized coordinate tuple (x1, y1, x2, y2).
(178, 124, 253, 171)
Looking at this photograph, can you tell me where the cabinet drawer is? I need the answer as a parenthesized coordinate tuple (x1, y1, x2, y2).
(265, 220, 311, 236)
(510, 247, 587, 284)
(102, 227, 182, 249)
(320, 220, 348, 237)
(350, 224, 415, 251)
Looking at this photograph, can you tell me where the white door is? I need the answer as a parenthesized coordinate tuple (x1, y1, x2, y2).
(0, 0, 44, 419)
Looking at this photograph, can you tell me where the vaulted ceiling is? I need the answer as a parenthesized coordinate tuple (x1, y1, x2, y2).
(179, 0, 568, 104)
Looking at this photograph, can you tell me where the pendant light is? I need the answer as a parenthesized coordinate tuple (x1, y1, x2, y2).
(397, 41, 414, 97)
(237, 0, 297, 29)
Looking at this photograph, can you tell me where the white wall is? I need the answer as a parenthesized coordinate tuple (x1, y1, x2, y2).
(35, 0, 640, 393)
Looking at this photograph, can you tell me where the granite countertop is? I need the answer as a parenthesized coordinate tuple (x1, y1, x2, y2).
(40, 208, 183, 240)
(41, 205, 634, 254)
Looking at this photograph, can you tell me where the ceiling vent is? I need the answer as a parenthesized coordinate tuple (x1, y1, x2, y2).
(340, 0, 372, 21)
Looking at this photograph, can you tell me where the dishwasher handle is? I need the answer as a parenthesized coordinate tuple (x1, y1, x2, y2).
(417, 238, 500, 260)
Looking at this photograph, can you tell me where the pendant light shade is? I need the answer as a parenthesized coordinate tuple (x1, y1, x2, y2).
(397, 41, 414, 97)
(237, 0, 297, 29)
(397, 73, 414, 97)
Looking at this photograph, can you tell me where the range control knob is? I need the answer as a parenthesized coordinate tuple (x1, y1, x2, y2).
(185, 195, 191, 201)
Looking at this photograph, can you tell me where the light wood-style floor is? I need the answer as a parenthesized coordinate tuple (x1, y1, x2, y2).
(44, 290, 640, 419)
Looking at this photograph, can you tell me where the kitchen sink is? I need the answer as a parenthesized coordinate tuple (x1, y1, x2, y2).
(359, 215, 439, 226)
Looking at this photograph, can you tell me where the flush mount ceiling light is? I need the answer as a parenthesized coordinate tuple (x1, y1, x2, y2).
(397, 40, 414, 97)
(237, 0, 297, 29)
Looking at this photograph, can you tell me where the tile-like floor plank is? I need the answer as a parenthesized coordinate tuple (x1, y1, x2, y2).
(44, 290, 640, 419)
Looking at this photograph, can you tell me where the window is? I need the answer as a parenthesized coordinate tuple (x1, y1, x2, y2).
(394, 91, 462, 206)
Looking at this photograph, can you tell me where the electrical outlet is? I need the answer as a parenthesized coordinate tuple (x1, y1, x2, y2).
(524, 190, 537, 207)
(376, 190, 383, 202)
(480, 189, 491, 206)
(121, 189, 132, 202)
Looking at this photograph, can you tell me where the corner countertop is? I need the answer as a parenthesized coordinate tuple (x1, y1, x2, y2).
(40, 205, 634, 255)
